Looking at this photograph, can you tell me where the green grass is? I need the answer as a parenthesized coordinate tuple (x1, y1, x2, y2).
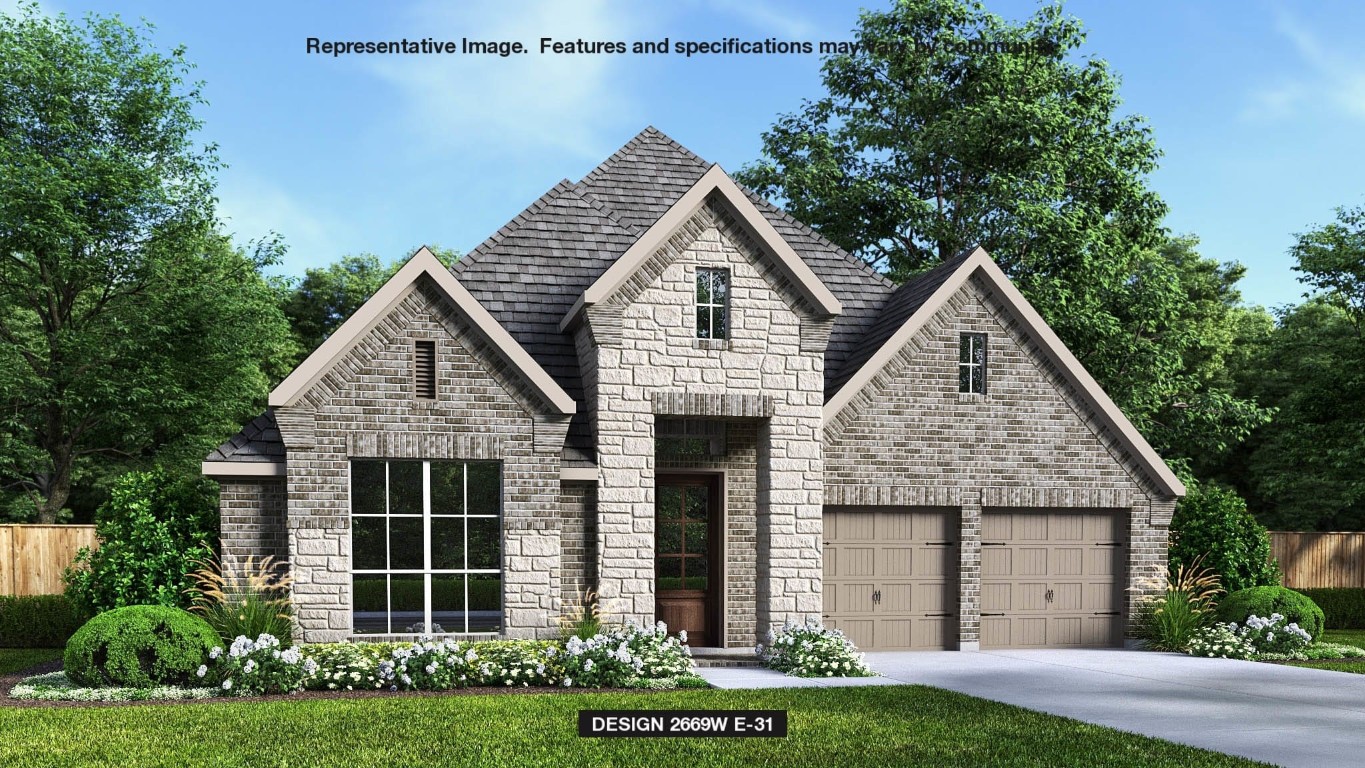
(1287, 659, 1365, 674)
(0, 648, 62, 676)
(1323, 629, 1365, 649)
(0, 685, 1262, 767)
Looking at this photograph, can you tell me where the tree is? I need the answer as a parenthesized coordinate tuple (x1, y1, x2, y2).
(281, 247, 459, 362)
(1168, 479, 1278, 593)
(0, 4, 295, 521)
(737, 0, 1267, 463)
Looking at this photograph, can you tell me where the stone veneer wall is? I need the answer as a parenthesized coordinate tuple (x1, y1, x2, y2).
(219, 477, 288, 568)
(273, 278, 567, 642)
(560, 482, 598, 606)
(656, 420, 759, 649)
(580, 199, 828, 636)
(824, 275, 1176, 647)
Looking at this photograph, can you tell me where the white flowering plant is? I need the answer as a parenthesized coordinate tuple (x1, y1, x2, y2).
(1185, 624, 1256, 659)
(557, 621, 693, 688)
(1233, 613, 1313, 656)
(208, 633, 317, 695)
(757, 618, 873, 677)
(301, 642, 393, 691)
(379, 639, 561, 690)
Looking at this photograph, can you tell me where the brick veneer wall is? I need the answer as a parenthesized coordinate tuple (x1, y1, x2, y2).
(560, 482, 597, 606)
(273, 278, 566, 642)
(580, 198, 828, 637)
(219, 478, 288, 568)
(824, 275, 1176, 647)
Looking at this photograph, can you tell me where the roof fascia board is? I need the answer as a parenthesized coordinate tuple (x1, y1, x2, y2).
(560, 466, 599, 482)
(270, 247, 576, 415)
(201, 461, 285, 477)
(825, 247, 1185, 498)
(559, 165, 841, 333)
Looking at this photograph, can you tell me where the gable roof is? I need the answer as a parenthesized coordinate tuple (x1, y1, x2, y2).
(559, 164, 843, 331)
(825, 247, 1186, 498)
(269, 247, 576, 415)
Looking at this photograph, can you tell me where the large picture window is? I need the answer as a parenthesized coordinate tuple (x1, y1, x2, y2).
(350, 459, 501, 635)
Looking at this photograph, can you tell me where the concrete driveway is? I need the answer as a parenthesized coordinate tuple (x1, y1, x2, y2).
(861, 649, 1365, 768)
(696, 649, 1365, 766)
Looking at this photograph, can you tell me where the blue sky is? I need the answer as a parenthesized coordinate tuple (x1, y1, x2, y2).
(13, 0, 1365, 309)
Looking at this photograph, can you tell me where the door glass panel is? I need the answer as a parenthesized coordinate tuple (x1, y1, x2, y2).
(685, 522, 708, 556)
(657, 556, 682, 582)
(657, 522, 682, 556)
(657, 486, 682, 520)
(690, 556, 709, 591)
(685, 486, 708, 520)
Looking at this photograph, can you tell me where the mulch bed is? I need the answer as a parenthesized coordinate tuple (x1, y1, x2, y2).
(0, 662, 654, 709)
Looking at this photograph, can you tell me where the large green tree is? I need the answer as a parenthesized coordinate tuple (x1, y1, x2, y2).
(737, 0, 1267, 462)
(0, 4, 294, 521)
(1221, 206, 1365, 530)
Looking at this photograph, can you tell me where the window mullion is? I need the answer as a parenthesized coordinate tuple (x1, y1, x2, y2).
(464, 462, 471, 634)
(423, 461, 432, 633)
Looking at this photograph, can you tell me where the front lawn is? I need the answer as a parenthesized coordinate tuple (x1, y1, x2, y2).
(0, 685, 1262, 768)
(1323, 629, 1365, 649)
(0, 648, 62, 676)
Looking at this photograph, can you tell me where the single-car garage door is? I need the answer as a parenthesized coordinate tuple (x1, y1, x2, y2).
(980, 510, 1126, 649)
(823, 506, 958, 650)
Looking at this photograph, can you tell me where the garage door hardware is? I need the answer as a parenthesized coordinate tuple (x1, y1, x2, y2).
(981, 542, 1006, 546)
(981, 612, 1005, 617)
(1095, 542, 1124, 547)
(872, 590, 881, 604)
(1045, 589, 1054, 602)
(927, 541, 956, 546)
(1092, 611, 1120, 616)
(924, 612, 955, 618)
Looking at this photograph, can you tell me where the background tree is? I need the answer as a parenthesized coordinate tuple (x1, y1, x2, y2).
(281, 247, 458, 363)
(737, 0, 1268, 465)
(0, 4, 294, 521)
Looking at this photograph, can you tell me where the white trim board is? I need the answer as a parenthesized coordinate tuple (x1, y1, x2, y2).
(201, 461, 285, 478)
(559, 164, 842, 332)
(269, 247, 576, 415)
(824, 247, 1185, 498)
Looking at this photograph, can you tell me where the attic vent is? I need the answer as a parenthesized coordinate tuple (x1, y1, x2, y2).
(414, 340, 436, 400)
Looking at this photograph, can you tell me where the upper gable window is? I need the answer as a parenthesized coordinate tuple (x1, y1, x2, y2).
(959, 333, 987, 394)
(696, 268, 730, 340)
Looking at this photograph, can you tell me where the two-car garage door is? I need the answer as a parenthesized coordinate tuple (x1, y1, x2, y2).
(823, 506, 1125, 650)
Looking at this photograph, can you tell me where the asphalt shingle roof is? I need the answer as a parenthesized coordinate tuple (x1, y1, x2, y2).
(209, 127, 931, 465)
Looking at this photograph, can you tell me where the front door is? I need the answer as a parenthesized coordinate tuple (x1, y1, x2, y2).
(655, 475, 720, 647)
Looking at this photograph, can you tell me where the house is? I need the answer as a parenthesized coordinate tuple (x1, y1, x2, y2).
(202, 127, 1183, 651)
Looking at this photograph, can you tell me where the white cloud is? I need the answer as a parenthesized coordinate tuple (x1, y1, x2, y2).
(1244, 9, 1365, 121)
(216, 173, 352, 274)
(365, 0, 642, 159)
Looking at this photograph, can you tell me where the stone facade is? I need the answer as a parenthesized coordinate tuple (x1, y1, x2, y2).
(577, 199, 827, 639)
(823, 275, 1172, 647)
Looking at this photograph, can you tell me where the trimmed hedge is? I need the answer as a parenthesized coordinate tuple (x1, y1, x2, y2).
(64, 605, 220, 688)
(1295, 588, 1365, 630)
(0, 595, 87, 648)
(1214, 586, 1325, 640)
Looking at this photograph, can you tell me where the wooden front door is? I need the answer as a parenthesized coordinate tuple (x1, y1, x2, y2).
(655, 475, 720, 647)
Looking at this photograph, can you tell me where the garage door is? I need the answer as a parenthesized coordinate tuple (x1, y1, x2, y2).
(823, 506, 958, 650)
(980, 510, 1126, 649)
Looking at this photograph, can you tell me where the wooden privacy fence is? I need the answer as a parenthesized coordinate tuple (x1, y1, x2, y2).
(1271, 531, 1365, 589)
(0, 525, 97, 596)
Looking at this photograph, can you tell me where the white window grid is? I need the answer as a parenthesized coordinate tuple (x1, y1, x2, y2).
(350, 460, 501, 635)
(960, 332, 987, 394)
(696, 268, 730, 340)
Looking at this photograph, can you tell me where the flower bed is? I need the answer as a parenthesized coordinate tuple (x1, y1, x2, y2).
(1185, 613, 1365, 662)
(10, 671, 216, 702)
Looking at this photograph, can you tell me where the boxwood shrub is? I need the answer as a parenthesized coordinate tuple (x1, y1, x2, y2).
(64, 605, 220, 688)
(1214, 586, 1325, 640)
(1295, 588, 1365, 629)
(0, 595, 87, 648)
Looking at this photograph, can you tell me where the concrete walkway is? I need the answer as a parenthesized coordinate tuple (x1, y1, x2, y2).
(697, 649, 1365, 768)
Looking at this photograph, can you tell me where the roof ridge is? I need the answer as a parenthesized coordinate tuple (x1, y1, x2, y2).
(452, 178, 578, 277)
(580, 126, 710, 187)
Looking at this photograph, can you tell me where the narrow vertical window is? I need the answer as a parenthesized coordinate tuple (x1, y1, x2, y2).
(959, 333, 987, 394)
(414, 340, 436, 400)
(695, 268, 730, 340)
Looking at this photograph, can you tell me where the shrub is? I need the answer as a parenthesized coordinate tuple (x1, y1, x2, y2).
(1234, 613, 1313, 655)
(188, 554, 294, 644)
(559, 621, 694, 687)
(9, 671, 216, 702)
(1137, 558, 1223, 652)
(1295, 588, 1365, 629)
(758, 618, 873, 677)
(207, 633, 316, 696)
(302, 642, 395, 691)
(1169, 481, 1278, 593)
(1215, 586, 1325, 640)
(63, 469, 219, 616)
(63, 605, 220, 688)
(0, 594, 87, 648)
(1186, 625, 1255, 660)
